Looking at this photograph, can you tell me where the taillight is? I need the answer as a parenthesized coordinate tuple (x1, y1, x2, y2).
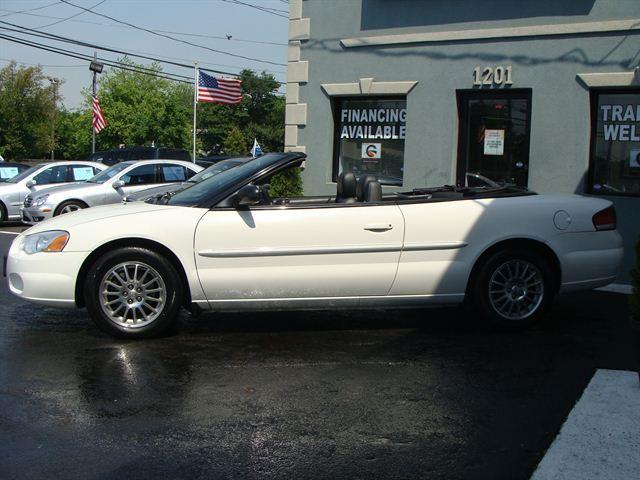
(592, 206, 616, 231)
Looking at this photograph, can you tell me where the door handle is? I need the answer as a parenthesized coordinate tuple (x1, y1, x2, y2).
(364, 223, 393, 232)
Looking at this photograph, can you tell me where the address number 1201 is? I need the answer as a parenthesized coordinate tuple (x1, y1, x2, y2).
(473, 66, 513, 86)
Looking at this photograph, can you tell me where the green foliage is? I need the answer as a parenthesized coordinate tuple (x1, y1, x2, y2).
(631, 237, 640, 321)
(0, 62, 56, 159)
(88, 58, 192, 152)
(198, 69, 284, 155)
(1, 59, 284, 161)
(223, 126, 248, 155)
(269, 167, 304, 198)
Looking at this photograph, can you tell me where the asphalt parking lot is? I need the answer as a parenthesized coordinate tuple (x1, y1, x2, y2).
(0, 228, 636, 480)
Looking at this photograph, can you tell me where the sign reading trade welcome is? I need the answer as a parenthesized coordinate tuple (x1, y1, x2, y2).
(591, 92, 640, 195)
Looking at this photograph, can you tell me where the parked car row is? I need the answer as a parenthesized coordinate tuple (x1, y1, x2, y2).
(5, 152, 623, 340)
(0, 161, 106, 222)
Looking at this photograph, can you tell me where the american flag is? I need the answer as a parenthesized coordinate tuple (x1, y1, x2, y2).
(197, 70, 242, 105)
(92, 96, 107, 134)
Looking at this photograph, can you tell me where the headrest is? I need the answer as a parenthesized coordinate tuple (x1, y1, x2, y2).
(357, 175, 377, 201)
(364, 181, 382, 202)
(337, 171, 357, 199)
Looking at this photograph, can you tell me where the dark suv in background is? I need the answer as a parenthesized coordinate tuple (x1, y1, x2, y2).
(88, 147, 191, 166)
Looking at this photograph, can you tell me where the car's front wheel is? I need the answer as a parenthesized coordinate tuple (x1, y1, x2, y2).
(84, 247, 183, 338)
(55, 200, 87, 216)
(472, 249, 555, 329)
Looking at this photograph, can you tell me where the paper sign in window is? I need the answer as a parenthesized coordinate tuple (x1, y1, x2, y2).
(163, 166, 186, 181)
(73, 167, 95, 181)
(484, 129, 505, 156)
(0, 167, 19, 179)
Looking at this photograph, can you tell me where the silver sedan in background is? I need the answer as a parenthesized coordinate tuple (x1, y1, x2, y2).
(21, 159, 202, 224)
(0, 161, 106, 222)
(125, 157, 252, 203)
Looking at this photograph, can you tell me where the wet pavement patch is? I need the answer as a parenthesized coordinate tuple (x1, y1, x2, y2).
(0, 234, 636, 479)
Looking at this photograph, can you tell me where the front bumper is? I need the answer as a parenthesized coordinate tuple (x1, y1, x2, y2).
(21, 205, 54, 225)
(5, 235, 89, 307)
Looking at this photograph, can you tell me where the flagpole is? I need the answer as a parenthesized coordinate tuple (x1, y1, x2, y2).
(92, 51, 97, 154)
(192, 62, 198, 163)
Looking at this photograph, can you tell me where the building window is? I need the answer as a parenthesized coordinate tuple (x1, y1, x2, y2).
(589, 89, 640, 196)
(333, 97, 406, 186)
(457, 89, 532, 188)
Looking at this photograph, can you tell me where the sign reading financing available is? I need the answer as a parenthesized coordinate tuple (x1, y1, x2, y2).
(484, 129, 505, 156)
(361, 143, 381, 161)
(334, 97, 407, 187)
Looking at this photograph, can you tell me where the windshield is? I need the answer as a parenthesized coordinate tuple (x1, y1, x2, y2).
(189, 159, 244, 183)
(169, 154, 284, 206)
(87, 162, 132, 183)
(5, 164, 45, 183)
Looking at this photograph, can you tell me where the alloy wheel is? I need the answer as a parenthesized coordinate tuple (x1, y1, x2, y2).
(99, 262, 167, 328)
(488, 259, 544, 320)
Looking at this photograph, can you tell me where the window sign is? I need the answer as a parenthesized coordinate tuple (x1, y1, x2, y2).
(162, 165, 187, 181)
(72, 166, 94, 181)
(334, 97, 406, 186)
(590, 90, 640, 196)
(483, 129, 505, 156)
(0, 167, 18, 179)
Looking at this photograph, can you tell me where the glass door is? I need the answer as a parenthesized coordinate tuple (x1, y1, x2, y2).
(457, 90, 532, 188)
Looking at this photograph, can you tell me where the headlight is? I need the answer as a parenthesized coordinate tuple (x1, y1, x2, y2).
(33, 194, 49, 207)
(21, 230, 69, 254)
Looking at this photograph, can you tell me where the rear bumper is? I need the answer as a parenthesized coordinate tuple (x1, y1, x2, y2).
(553, 230, 624, 292)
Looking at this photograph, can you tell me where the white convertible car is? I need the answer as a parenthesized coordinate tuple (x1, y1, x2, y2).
(5, 152, 623, 339)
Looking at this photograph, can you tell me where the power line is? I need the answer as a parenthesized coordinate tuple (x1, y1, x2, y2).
(0, 1, 61, 18)
(0, 8, 288, 46)
(37, 0, 105, 29)
(0, 33, 193, 84)
(0, 58, 85, 68)
(0, 14, 286, 74)
(0, 21, 278, 80)
(59, 0, 286, 66)
(220, 0, 288, 17)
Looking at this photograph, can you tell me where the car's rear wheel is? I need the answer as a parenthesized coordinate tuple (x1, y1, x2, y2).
(55, 200, 87, 216)
(472, 249, 554, 329)
(84, 247, 183, 338)
(0, 201, 7, 222)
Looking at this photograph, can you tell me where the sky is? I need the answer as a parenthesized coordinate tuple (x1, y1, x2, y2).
(0, 0, 288, 109)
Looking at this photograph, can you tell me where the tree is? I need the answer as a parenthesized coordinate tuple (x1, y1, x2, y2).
(197, 70, 284, 155)
(86, 58, 192, 152)
(223, 126, 248, 155)
(0, 62, 56, 160)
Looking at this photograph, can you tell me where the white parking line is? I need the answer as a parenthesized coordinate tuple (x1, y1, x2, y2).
(531, 369, 640, 480)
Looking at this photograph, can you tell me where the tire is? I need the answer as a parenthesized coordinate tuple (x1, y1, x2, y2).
(55, 200, 87, 216)
(0, 201, 6, 223)
(471, 248, 555, 329)
(84, 247, 184, 339)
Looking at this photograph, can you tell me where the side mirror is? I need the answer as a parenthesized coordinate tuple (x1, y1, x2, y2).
(233, 184, 261, 207)
(26, 180, 36, 188)
(112, 180, 125, 189)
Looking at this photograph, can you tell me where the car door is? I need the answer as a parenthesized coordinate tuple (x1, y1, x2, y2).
(108, 163, 159, 202)
(194, 203, 405, 303)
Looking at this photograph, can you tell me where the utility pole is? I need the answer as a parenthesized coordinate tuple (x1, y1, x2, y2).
(89, 52, 103, 154)
(47, 77, 60, 161)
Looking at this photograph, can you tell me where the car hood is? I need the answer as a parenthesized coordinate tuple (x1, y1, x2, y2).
(31, 182, 99, 198)
(23, 202, 185, 234)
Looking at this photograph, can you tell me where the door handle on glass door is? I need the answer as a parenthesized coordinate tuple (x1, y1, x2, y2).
(364, 223, 393, 232)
